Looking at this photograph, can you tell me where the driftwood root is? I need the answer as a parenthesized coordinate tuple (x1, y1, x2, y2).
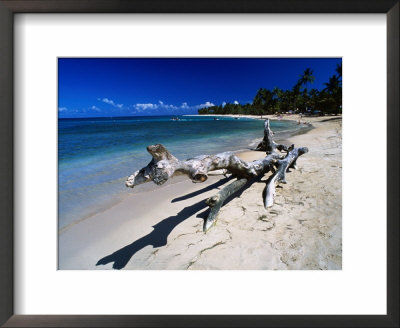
(255, 119, 289, 153)
(265, 146, 308, 208)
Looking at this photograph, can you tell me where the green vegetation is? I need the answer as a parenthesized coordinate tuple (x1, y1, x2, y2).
(198, 64, 342, 116)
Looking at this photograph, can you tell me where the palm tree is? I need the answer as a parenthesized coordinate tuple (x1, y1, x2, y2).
(335, 63, 342, 80)
(253, 88, 275, 114)
(272, 87, 283, 113)
(323, 75, 340, 93)
(323, 75, 342, 114)
(292, 68, 315, 112)
(298, 68, 315, 90)
(308, 88, 319, 110)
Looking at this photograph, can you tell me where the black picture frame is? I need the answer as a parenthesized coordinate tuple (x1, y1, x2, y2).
(0, 1, 398, 327)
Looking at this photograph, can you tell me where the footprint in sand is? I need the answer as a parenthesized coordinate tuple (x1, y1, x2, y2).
(268, 210, 280, 215)
(258, 215, 275, 230)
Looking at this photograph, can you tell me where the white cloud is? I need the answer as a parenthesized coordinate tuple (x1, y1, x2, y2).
(198, 101, 215, 108)
(91, 105, 101, 112)
(222, 102, 227, 107)
(234, 100, 239, 105)
(61, 99, 216, 116)
(159, 100, 178, 110)
(131, 100, 215, 114)
(135, 103, 158, 111)
(133, 101, 179, 112)
(98, 97, 123, 108)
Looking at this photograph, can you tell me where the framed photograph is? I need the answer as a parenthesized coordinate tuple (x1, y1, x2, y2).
(0, 1, 398, 327)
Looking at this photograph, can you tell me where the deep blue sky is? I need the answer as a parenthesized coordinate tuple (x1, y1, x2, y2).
(58, 58, 341, 118)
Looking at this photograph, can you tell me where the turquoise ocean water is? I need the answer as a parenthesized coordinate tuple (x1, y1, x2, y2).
(58, 115, 303, 231)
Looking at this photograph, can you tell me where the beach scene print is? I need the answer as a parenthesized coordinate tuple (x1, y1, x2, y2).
(58, 58, 342, 270)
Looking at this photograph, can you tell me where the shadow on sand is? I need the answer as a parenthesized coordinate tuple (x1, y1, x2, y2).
(171, 176, 232, 203)
(96, 176, 259, 270)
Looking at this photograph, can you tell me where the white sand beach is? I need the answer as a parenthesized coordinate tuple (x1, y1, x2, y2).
(59, 115, 342, 270)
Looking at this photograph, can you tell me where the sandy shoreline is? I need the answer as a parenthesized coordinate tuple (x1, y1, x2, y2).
(59, 115, 342, 270)
(184, 113, 317, 123)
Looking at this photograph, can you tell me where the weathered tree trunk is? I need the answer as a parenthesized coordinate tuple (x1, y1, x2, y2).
(204, 178, 248, 232)
(125, 119, 308, 232)
(255, 119, 288, 153)
(125, 144, 281, 189)
(265, 146, 308, 207)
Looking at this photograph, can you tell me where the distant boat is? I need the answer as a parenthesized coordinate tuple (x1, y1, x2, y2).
(214, 118, 219, 121)
(171, 117, 180, 121)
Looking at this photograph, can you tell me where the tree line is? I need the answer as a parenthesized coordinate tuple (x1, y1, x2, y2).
(198, 64, 342, 116)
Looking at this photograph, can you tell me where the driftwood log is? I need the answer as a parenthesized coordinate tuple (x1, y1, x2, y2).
(255, 119, 288, 153)
(265, 145, 308, 208)
(126, 119, 308, 232)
